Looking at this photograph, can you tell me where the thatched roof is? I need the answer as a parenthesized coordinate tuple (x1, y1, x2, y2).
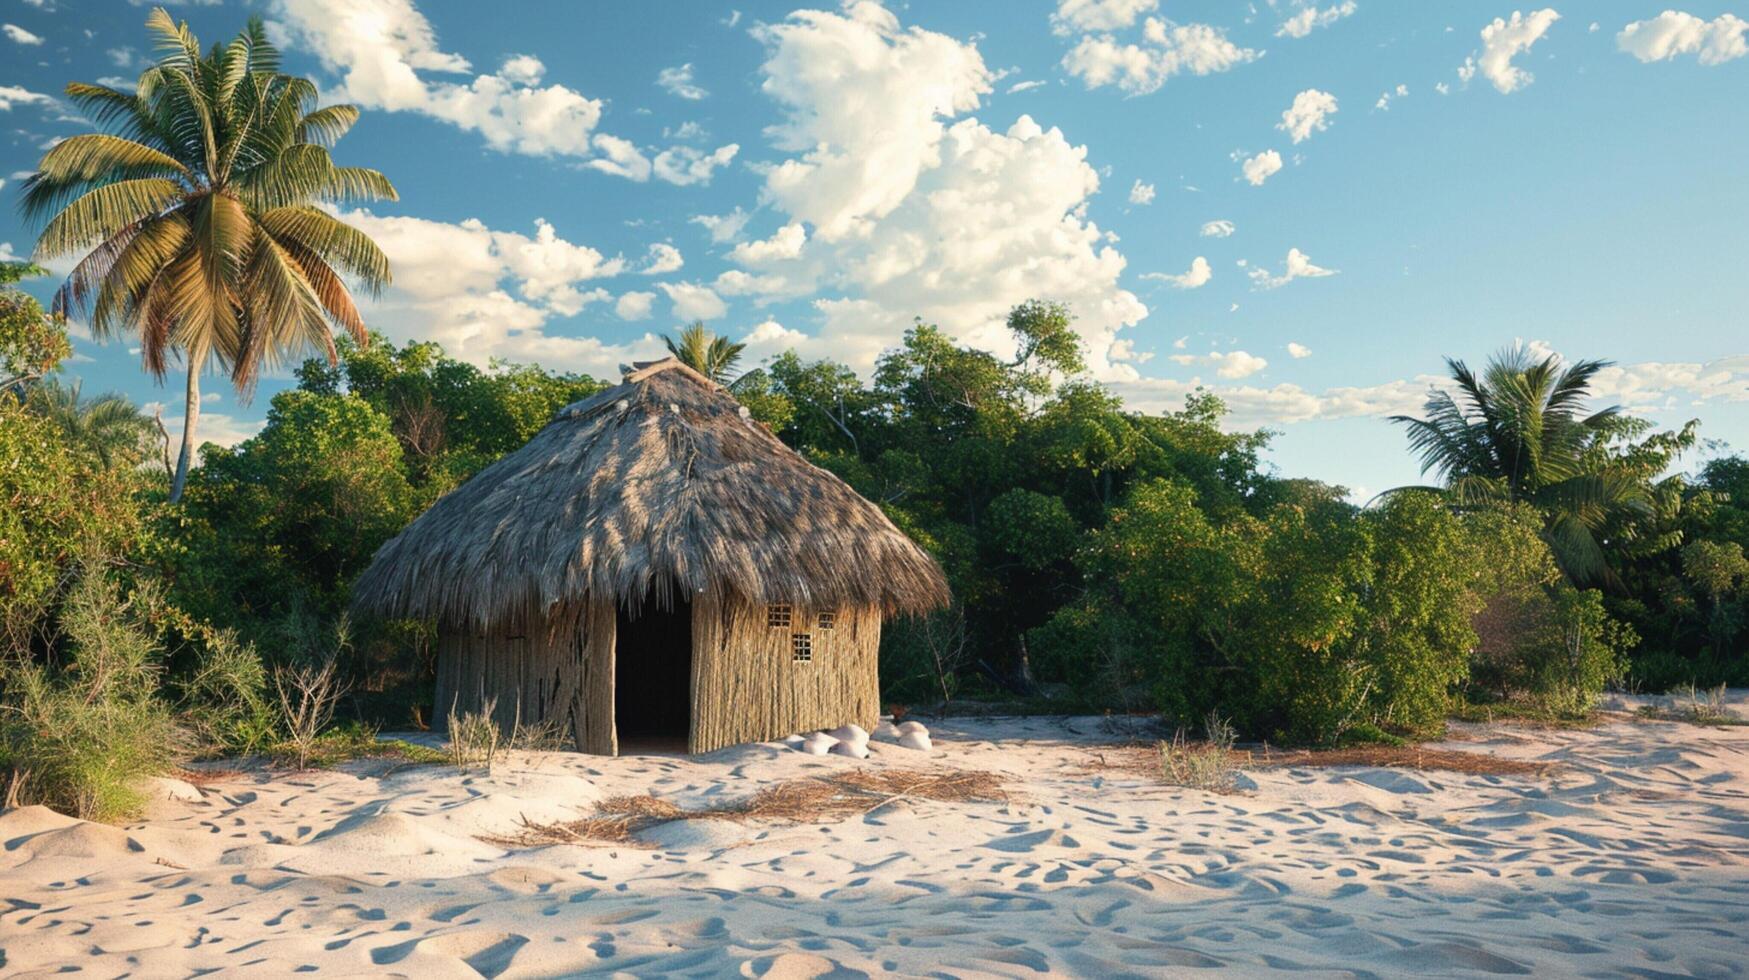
(352, 357, 950, 628)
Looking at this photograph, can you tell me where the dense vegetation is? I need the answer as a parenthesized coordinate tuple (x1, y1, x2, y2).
(4, 10, 1745, 822)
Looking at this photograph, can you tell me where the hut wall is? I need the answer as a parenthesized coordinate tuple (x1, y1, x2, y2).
(433, 599, 590, 741)
(578, 597, 617, 755)
(689, 593, 882, 753)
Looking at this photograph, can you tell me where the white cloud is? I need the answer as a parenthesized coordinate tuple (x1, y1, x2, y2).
(730, 223, 807, 265)
(1128, 179, 1156, 205)
(1142, 255, 1211, 289)
(745, 4, 1147, 375)
(268, 0, 728, 185)
(691, 208, 751, 243)
(658, 281, 728, 321)
(1617, 11, 1748, 66)
(1287, 341, 1311, 358)
(1170, 349, 1268, 379)
(1277, 88, 1337, 143)
(640, 243, 684, 275)
(4, 23, 44, 45)
(144, 406, 265, 457)
(1200, 219, 1235, 237)
(616, 291, 656, 321)
(1007, 79, 1048, 94)
(1051, 0, 1158, 35)
(1247, 247, 1337, 288)
(0, 85, 55, 112)
(1240, 149, 1283, 185)
(1375, 83, 1408, 110)
(498, 54, 544, 85)
(1276, 1, 1358, 39)
(665, 120, 706, 142)
(652, 143, 739, 186)
(269, 0, 611, 156)
(1062, 18, 1259, 95)
(1111, 374, 1439, 428)
(329, 208, 659, 375)
(587, 134, 651, 181)
(1463, 8, 1561, 93)
(657, 63, 708, 100)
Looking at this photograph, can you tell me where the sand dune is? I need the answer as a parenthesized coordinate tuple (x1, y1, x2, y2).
(3, 694, 1747, 977)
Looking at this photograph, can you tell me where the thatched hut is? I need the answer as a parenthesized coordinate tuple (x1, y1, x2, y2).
(352, 357, 950, 754)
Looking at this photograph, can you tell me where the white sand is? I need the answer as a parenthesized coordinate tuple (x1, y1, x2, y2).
(3, 693, 1747, 977)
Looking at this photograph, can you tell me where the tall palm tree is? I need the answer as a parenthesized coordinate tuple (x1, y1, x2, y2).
(26, 378, 156, 470)
(1391, 346, 1649, 585)
(663, 321, 745, 384)
(22, 9, 395, 502)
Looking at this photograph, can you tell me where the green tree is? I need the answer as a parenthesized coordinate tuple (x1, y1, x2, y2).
(1, 262, 71, 396)
(25, 379, 157, 470)
(23, 8, 395, 502)
(1393, 347, 1655, 585)
(663, 321, 746, 383)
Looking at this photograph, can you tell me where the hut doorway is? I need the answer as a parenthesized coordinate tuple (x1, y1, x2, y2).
(613, 598, 693, 752)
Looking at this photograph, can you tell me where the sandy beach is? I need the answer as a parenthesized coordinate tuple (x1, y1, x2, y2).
(3, 697, 1747, 978)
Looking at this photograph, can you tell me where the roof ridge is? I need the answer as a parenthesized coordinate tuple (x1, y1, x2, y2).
(624, 356, 721, 389)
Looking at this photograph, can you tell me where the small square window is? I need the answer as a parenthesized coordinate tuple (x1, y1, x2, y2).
(767, 603, 791, 628)
(817, 611, 836, 630)
(792, 633, 813, 662)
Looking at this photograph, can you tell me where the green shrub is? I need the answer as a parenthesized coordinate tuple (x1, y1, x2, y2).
(0, 568, 182, 821)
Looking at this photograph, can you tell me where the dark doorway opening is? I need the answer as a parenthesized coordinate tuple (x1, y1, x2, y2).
(614, 598, 693, 752)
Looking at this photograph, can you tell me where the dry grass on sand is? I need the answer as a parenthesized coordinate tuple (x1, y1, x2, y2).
(486, 768, 1008, 848)
(1090, 741, 1553, 786)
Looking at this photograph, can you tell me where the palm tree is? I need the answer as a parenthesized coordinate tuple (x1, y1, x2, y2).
(22, 9, 395, 502)
(26, 378, 156, 470)
(663, 321, 745, 384)
(1391, 346, 1649, 585)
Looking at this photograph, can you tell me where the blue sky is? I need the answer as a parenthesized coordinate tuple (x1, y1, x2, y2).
(3, 0, 1747, 498)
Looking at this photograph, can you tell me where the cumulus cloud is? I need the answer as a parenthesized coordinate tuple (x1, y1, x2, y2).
(1248, 247, 1337, 288)
(1375, 83, 1408, 110)
(742, 3, 1148, 375)
(1169, 349, 1268, 379)
(1200, 219, 1236, 237)
(652, 143, 739, 185)
(658, 281, 728, 321)
(1240, 149, 1283, 185)
(1287, 342, 1311, 358)
(1061, 18, 1259, 95)
(1051, 0, 1158, 35)
(1461, 8, 1561, 93)
(1128, 179, 1156, 205)
(1276, 1, 1357, 39)
(690, 208, 751, 243)
(329, 208, 660, 375)
(729, 223, 807, 265)
(0, 85, 55, 112)
(268, 0, 733, 183)
(615, 291, 656, 321)
(1142, 256, 1212, 289)
(1617, 11, 1748, 66)
(4, 23, 44, 45)
(657, 63, 708, 100)
(1277, 88, 1337, 143)
(640, 243, 684, 275)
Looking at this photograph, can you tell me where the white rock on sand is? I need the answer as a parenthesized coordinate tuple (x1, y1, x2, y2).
(896, 730, 932, 752)
(797, 732, 837, 755)
(873, 719, 901, 741)
(2, 697, 1747, 977)
(828, 738, 869, 759)
(827, 723, 869, 746)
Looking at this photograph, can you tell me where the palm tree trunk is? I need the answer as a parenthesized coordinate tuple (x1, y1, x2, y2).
(169, 352, 201, 504)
